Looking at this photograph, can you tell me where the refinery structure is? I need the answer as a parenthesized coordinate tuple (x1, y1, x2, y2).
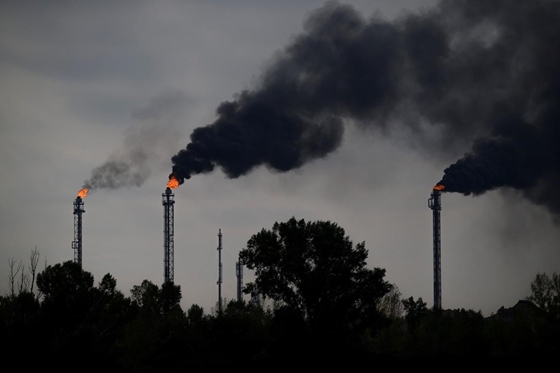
(236, 253, 243, 302)
(72, 188, 88, 268)
(162, 186, 176, 283)
(72, 179, 444, 311)
(71, 178, 249, 309)
(217, 229, 223, 313)
(428, 185, 444, 310)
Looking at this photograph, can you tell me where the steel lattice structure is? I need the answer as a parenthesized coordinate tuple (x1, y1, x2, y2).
(217, 229, 223, 313)
(162, 187, 175, 283)
(72, 196, 85, 268)
(428, 189, 442, 310)
(236, 254, 243, 302)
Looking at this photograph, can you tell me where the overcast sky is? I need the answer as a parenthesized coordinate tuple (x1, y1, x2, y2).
(1, 0, 559, 317)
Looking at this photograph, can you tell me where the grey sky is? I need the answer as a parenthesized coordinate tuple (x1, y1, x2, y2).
(1, 0, 559, 316)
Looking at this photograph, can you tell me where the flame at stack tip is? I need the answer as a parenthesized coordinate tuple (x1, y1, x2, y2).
(77, 188, 89, 198)
(166, 175, 179, 189)
(433, 184, 445, 191)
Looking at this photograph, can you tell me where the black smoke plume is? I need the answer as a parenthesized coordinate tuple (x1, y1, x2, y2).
(171, 0, 560, 215)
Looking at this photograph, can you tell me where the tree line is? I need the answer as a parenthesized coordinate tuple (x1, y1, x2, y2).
(1, 217, 559, 369)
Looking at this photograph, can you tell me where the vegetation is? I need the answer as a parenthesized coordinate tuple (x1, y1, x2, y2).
(526, 272, 560, 320)
(1, 220, 558, 369)
(239, 217, 392, 359)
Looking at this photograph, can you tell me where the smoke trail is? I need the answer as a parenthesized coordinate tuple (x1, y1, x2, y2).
(83, 90, 187, 191)
(170, 0, 560, 215)
(433, 0, 560, 216)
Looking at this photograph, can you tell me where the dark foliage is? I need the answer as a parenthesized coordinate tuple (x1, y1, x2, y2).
(2, 249, 559, 370)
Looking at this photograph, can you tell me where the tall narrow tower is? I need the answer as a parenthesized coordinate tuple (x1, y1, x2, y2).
(428, 186, 443, 310)
(162, 187, 175, 283)
(72, 196, 85, 268)
(236, 253, 243, 302)
(217, 229, 223, 314)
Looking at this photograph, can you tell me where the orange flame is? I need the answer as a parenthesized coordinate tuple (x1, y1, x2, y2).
(167, 176, 179, 189)
(77, 188, 88, 198)
(433, 184, 445, 191)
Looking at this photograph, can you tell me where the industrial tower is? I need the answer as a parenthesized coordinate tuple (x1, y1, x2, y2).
(162, 187, 175, 283)
(236, 253, 243, 302)
(217, 229, 223, 314)
(428, 187, 442, 310)
(72, 196, 85, 268)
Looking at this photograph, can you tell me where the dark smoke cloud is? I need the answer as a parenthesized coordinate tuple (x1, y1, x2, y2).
(171, 0, 560, 215)
(83, 90, 187, 191)
(435, 0, 560, 216)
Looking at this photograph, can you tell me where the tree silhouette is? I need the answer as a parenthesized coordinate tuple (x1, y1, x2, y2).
(36, 260, 95, 327)
(527, 272, 560, 320)
(239, 216, 392, 360)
